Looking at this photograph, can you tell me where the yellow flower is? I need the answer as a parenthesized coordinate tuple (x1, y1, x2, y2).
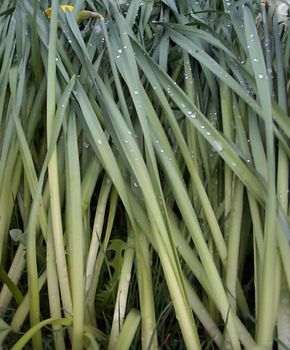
(45, 5, 103, 22)
(45, 5, 74, 18)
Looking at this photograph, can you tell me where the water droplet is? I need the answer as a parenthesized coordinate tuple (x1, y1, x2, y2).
(133, 91, 139, 95)
(94, 24, 102, 33)
(211, 140, 223, 151)
(97, 140, 102, 145)
(258, 74, 264, 79)
(187, 110, 196, 118)
(160, 149, 164, 153)
(117, 48, 122, 54)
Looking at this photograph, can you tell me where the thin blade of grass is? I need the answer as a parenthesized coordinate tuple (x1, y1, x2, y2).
(46, 0, 73, 321)
(66, 111, 84, 350)
(11, 318, 72, 350)
(113, 309, 141, 350)
(131, 39, 265, 204)
(243, 6, 277, 346)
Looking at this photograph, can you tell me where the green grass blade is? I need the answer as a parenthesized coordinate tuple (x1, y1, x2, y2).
(0, 264, 23, 305)
(131, 39, 265, 203)
(113, 309, 141, 350)
(66, 112, 84, 350)
(11, 318, 72, 350)
(243, 6, 277, 346)
(46, 0, 73, 320)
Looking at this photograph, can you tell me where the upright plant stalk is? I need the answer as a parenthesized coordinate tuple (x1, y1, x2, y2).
(225, 179, 244, 312)
(112, 309, 141, 350)
(0, 13, 17, 259)
(219, 57, 234, 243)
(12, 124, 43, 349)
(85, 175, 112, 295)
(0, 150, 22, 266)
(85, 188, 118, 323)
(243, 7, 278, 346)
(108, 236, 135, 350)
(135, 230, 158, 350)
(31, 0, 42, 84)
(66, 113, 84, 350)
(9, 64, 43, 349)
(272, 5, 290, 347)
(11, 68, 76, 350)
(10, 271, 47, 334)
(46, 219, 66, 350)
(0, 245, 26, 315)
(150, 222, 201, 350)
(247, 193, 264, 320)
(46, 0, 73, 320)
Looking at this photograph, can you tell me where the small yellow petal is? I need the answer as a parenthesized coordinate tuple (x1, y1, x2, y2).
(45, 5, 103, 22)
(45, 7, 52, 18)
(60, 5, 74, 12)
(45, 5, 74, 19)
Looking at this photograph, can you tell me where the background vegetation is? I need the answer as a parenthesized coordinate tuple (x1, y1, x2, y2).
(0, 0, 289, 349)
